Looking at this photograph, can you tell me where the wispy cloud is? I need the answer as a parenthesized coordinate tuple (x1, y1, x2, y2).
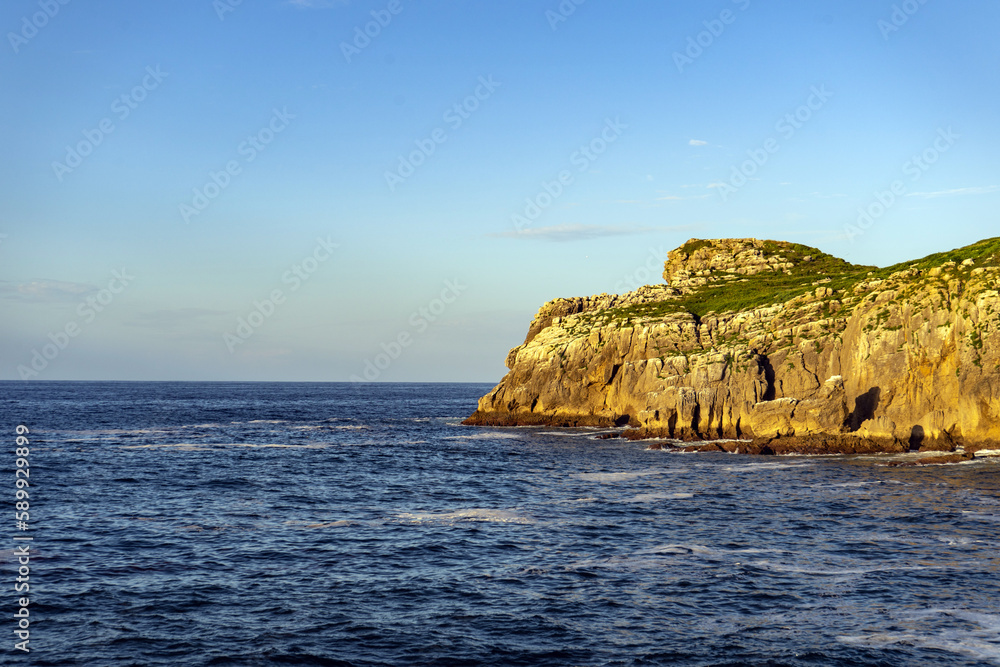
(689, 139, 708, 146)
(491, 224, 697, 242)
(0, 279, 96, 303)
(906, 185, 998, 199)
(656, 194, 710, 201)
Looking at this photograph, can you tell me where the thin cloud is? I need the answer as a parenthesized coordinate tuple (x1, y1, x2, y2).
(906, 185, 998, 199)
(491, 224, 697, 242)
(0, 279, 96, 303)
(689, 139, 708, 146)
(656, 194, 710, 201)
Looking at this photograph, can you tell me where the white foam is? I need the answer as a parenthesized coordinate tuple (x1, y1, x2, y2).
(573, 469, 675, 482)
(304, 520, 357, 529)
(720, 462, 814, 472)
(936, 535, 982, 547)
(443, 432, 524, 441)
(395, 509, 534, 524)
(839, 609, 1000, 663)
(566, 543, 721, 571)
(627, 492, 694, 502)
(648, 544, 717, 556)
(748, 559, 934, 576)
(119, 442, 332, 450)
(119, 443, 213, 451)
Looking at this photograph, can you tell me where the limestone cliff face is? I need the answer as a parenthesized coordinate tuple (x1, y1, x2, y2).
(465, 238, 1000, 453)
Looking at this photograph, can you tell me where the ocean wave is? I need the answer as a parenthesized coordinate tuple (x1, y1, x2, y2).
(626, 492, 694, 502)
(573, 469, 675, 482)
(395, 509, 534, 524)
(443, 432, 525, 441)
(745, 559, 944, 576)
(974, 449, 1000, 457)
(284, 520, 359, 529)
(962, 511, 1000, 523)
(118, 442, 333, 450)
(818, 480, 906, 488)
(719, 462, 815, 472)
(838, 609, 1000, 663)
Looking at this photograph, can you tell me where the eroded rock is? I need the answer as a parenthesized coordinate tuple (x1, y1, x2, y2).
(464, 237, 1000, 455)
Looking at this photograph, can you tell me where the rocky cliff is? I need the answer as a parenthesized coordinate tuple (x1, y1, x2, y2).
(464, 237, 1000, 454)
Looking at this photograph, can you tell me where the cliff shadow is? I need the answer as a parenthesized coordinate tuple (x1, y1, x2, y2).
(759, 356, 776, 401)
(848, 387, 881, 431)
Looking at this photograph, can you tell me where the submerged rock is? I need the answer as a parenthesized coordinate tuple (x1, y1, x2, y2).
(465, 237, 1000, 455)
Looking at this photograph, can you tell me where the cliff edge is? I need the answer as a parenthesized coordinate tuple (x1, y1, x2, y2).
(464, 237, 1000, 454)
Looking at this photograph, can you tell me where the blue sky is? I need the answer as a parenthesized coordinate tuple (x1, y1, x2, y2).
(1, 0, 998, 381)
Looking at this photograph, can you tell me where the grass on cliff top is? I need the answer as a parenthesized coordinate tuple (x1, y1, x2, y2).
(608, 236, 1000, 321)
(886, 236, 1000, 273)
(676, 241, 869, 317)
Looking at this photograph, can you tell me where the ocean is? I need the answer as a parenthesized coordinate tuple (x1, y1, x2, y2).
(4, 381, 1000, 666)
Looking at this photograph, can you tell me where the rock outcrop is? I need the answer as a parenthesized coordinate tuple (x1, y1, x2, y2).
(464, 237, 1000, 454)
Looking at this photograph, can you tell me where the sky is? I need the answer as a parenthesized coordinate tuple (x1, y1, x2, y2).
(1, 0, 998, 382)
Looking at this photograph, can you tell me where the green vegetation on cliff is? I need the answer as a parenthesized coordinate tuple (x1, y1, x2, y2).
(609, 237, 1000, 322)
(468, 236, 1000, 453)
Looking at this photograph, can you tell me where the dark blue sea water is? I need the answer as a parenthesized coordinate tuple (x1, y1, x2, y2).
(3, 382, 1000, 666)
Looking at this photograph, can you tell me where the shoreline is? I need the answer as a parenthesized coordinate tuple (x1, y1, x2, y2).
(462, 410, 1000, 460)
